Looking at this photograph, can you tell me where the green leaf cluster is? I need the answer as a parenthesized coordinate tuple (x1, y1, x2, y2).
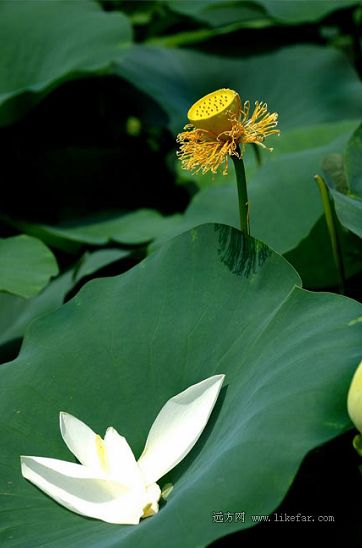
(1, 0, 362, 545)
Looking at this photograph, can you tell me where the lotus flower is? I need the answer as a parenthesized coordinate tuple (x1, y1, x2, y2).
(177, 88, 279, 175)
(21, 374, 225, 524)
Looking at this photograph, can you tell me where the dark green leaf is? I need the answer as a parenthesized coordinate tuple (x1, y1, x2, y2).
(258, 0, 358, 23)
(74, 249, 130, 283)
(0, 270, 73, 349)
(285, 216, 362, 288)
(325, 123, 362, 238)
(166, 0, 357, 25)
(345, 121, 362, 195)
(0, 0, 132, 125)
(0, 249, 130, 350)
(15, 210, 182, 250)
(0, 235, 58, 299)
(166, 0, 266, 27)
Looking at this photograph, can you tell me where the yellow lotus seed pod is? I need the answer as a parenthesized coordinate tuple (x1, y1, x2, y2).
(187, 88, 241, 135)
(347, 359, 362, 433)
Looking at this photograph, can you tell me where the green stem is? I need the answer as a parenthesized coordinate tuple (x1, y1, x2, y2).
(232, 148, 249, 234)
(314, 174, 346, 294)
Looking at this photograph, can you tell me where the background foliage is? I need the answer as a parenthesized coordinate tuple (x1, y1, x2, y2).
(0, 0, 362, 545)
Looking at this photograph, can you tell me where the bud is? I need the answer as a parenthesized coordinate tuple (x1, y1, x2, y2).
(347, 359, 362, 433)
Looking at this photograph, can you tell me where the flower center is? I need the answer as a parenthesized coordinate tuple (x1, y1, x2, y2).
(142, 503, 154, 518)
(187, 88, 241, 134)
(95, 434, 109, 473)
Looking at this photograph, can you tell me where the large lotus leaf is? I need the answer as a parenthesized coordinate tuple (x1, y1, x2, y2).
(15, 210, 182, 251)
(327, 123, 362, 238)
(1, 224, 361, 547)
(0, 0, 132, 125)
(0, 235, 58, 299)
(117, 45, 362, 134)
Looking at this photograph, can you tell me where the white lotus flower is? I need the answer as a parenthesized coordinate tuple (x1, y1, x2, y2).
(21, 374, 224, 525)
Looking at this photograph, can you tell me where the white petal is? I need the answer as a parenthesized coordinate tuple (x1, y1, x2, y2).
(104, 427, 143, 489)
(137, 374, 225, 484)
(21, 456, 145, 525)
(59, 412, 102, 472)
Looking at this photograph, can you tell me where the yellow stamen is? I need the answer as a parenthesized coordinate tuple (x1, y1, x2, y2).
(176, 128, 238, 175)
(142, 503, 155, 518)
(241, 101, 279, 148)
(95, 434, 109, 473)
